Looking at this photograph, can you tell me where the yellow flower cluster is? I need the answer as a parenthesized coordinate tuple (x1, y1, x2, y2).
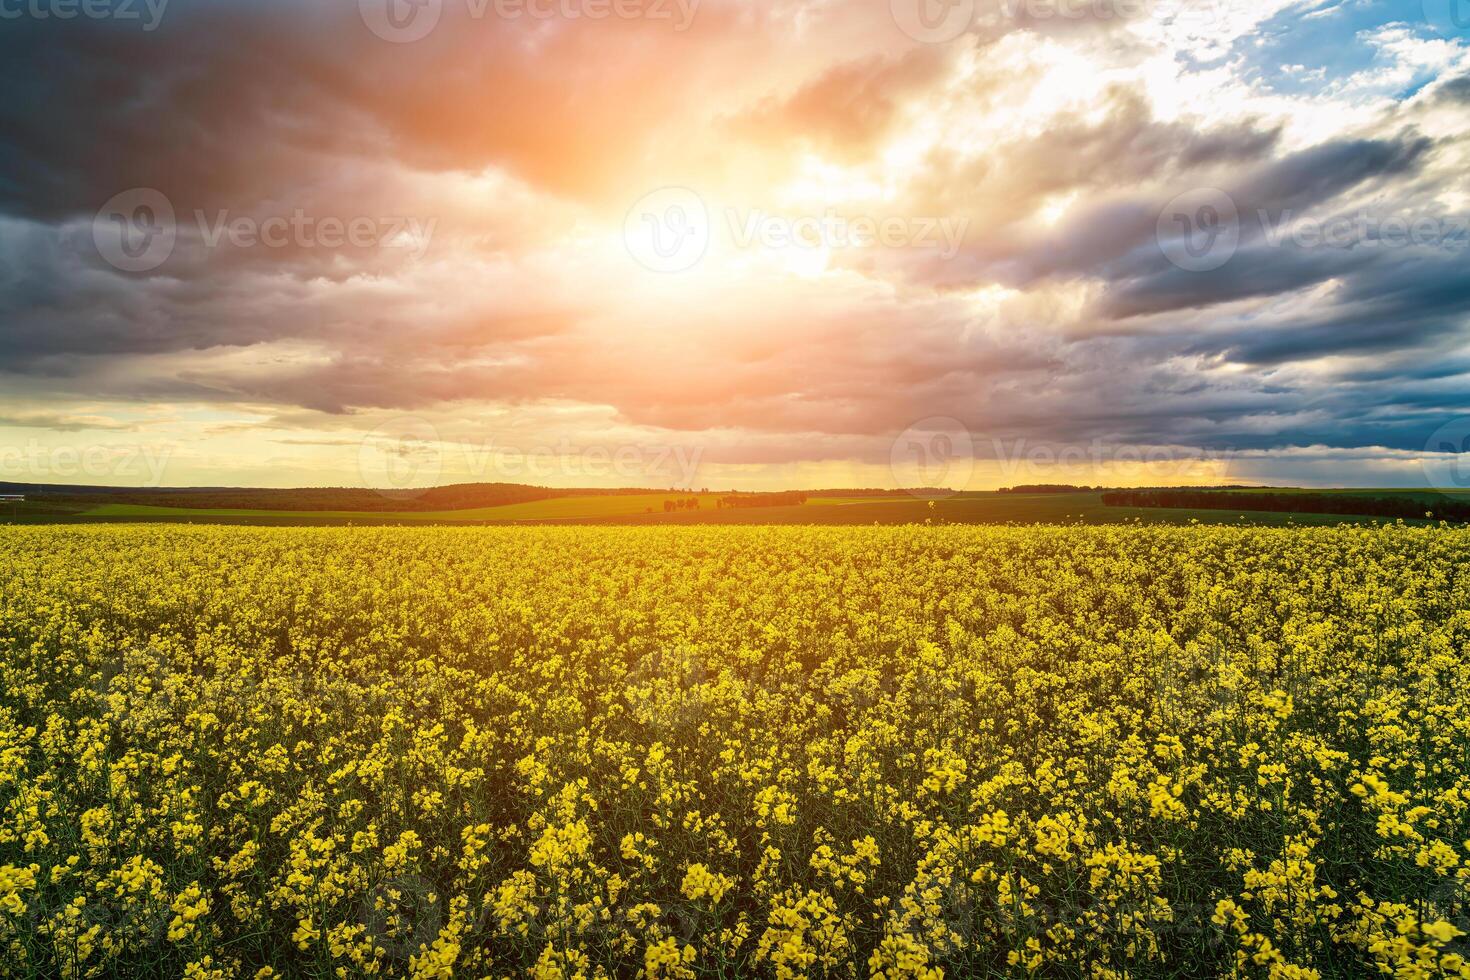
(1, 522, 1468, 977)
(681, 865, 734, 906)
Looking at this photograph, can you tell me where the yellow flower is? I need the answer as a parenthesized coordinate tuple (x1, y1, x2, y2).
(681, 863, 735, 904)
(1422, 920, 1465, 944)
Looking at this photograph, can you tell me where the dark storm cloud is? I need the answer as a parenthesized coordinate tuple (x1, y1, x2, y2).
(0, 0, 758, 225)
(1048, 133, 1436, 297)
(0, 2, 371, 223)
(898, 87, 1286, 275)
(1181, 253, 1470, 365)
(1099, 243, 1378, 319)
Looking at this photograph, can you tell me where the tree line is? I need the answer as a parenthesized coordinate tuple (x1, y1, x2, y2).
(998, 484, 1101, 494)
(716, 491, 809, 510)
(1102, 489, 1469, 522)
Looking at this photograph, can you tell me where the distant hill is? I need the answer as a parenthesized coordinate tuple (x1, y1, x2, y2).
(0, 482, 566, 513)
(0, 482, 923, 514)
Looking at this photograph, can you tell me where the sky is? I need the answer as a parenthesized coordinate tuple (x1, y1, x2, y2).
(1, 0, 1469, 492)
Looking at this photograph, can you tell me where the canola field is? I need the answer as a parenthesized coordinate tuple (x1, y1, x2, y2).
(1, 523, 1468, 979)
